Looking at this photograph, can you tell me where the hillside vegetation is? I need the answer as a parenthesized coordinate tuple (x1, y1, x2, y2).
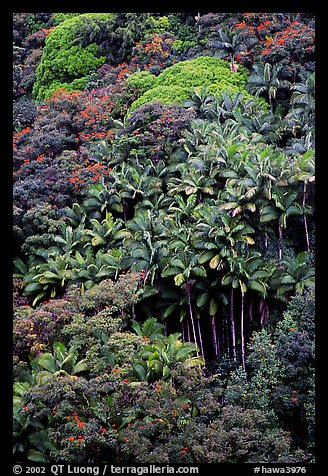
(13, 12, 315, 465)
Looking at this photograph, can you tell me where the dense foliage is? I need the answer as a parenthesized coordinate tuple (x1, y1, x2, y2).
(13, 12, 315, 465)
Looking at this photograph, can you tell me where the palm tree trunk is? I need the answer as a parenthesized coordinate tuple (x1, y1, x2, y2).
(230, 287, 237, 367)
(223, 307, 229, 356)
(187, 284, 199, 357)
(259, 299, 269, 327)
(241, 292, 246, 371)
(187, 317, 191, 342)
(278, 223, 283, 260)
(249, 299, 253, 323)
(181, 320, 185, 342)
(197, 318, 205, 358)
(211, 315, 219, 359)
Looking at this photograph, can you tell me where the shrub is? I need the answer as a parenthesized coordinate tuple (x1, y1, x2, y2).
(32, 14, 115, 100)
(126, 71, 157, 96)
(115, 102, 196, 162)
(129, 56, 249, 112)
(18, 374, 120, 463)
(13, 298, 82, 360)
(129, 86, 190, 112)
(129, 32, 177, 73)
(13, 99, 38, 130)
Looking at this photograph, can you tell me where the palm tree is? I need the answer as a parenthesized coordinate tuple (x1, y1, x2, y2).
(270, 251, 315, 302)
(194, 203, 256, 367)
(259, 186, 303, 260)
(84, 211, 128, 249)
(31, 342, 89, 385)
(122, 209, 168, 286)
(195, 278, 228, 359)
(247, 62, 292, 113)
(161, 225, 207, 357)
(83, 185, 123, 220)
(131, 317, 164, 342)
(110, 161, 164, 222)
(22, 253, 75, 306)
(207, 28, 246, 72)
(290, 72, 315, 110)
(133, 332, 204, 382)
(288, 150, 315, 253)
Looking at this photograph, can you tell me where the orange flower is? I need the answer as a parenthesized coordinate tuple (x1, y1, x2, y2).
(67, 437, 75, 441)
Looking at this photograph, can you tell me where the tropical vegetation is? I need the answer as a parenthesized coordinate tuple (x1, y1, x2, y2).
(13, 12, 315, 465)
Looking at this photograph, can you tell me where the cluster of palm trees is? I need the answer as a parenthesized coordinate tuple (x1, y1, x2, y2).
(15, 88, 315, 369)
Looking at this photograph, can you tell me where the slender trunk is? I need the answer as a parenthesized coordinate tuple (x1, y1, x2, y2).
(259, 299, 268, 327)
(181, 320, 185, 342)
(241, 292, 246, 371)
(278, 222, 283, 260)
(259, 299, 264, 328)
(249, 299, 253, 323)
(197, 318, 205, 358)
(211, 315, 219, 359)
(223, 307, 230, 356)
(230, 287, 237, 367)
(187, 317, 191, 342)
(222, 308, 226, 355)
(303, 183, 310, 253)
(187, 284, 199, 357)
(216, 316, 220, 357)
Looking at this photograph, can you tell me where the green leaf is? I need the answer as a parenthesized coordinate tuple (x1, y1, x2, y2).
(192, 266, 207, 277)
(36, 354, 57, 373)
(209, 255, 221, 269)
(209, 298, 218, 316)
(133, 363, 147, 380)
(27, 449, 50, 463)
(198, 250, 215, 264)
(196, 293, 209, 308)
(163, 303, 179, 318)
(240, 235, 255, 245)
(248, 280, 266, 295)
(23, 282, 43, 294)
(73, 359, 90, 374)
(171, 258, 185, 269)
(91, 236, 105, 247)
(161, 267, 183, 278)
(260, 212, 277, 223)
(174, 273, 185, 286)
